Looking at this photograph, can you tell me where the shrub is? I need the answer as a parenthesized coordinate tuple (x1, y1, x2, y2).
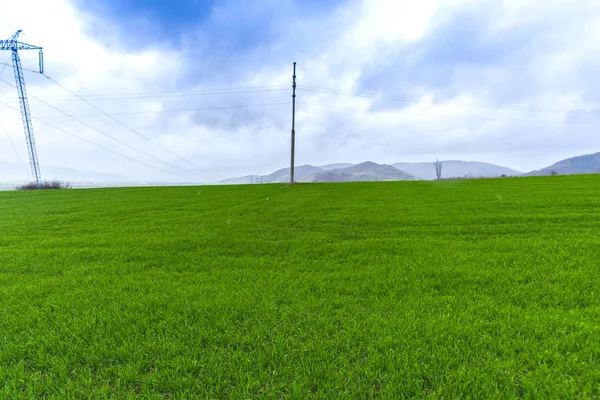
(16, 180, 72, 190)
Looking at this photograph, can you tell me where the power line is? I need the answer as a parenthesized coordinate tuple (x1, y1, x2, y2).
(297, 102, 597, 125)
(0, 87, 290, 103)
(0, 57, 10, 76)
(43, 73, 226, 180)
(19, 102, 292, 119)
(0, 75, 207, 180)
(298, 85, 600, 115)
(0, 100, 200, 181)
(0, 102, 292, 120)
(8, 62, 599, 115)
(0, 57, 27, 174)
(0, 56, 11, 91)
(30, 83, 287, 97)
(0, 58, 29, 174)
(0, 61, 38, 75)
(0, 120, 30, 176)
(0, 74, 288, 101)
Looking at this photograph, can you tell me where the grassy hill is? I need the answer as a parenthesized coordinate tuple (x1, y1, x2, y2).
(526, 151, 600, 176)
(1, 176, 599, 398)
(309, 161, 415, 182)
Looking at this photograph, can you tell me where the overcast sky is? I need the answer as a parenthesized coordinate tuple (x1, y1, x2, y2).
(1, 0, 600, 182)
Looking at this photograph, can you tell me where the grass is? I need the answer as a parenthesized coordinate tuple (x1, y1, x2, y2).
(0, 176, 599, 398)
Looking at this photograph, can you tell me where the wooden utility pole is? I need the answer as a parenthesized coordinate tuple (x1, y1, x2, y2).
(290, 62, 297, 184)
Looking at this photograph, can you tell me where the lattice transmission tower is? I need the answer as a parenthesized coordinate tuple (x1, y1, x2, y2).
(0, 30, 44, 186)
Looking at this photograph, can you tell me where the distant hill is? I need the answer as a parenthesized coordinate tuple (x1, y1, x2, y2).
(318, 163, 355, 171)
(218, 175, 264, 185)
(266, 165, 324, 182)
(525, 152, 600, 176)
(220, 159, 524, 185)
(0, 160, 130, 182)
(219, 165, 324, 185)
(220, 162, 416, 184)
(393, 161, 522, 180)
(306, 161, 415, 182)
(0, 160, 190, 190)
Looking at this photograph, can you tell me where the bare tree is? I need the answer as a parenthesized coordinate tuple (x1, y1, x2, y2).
(15, 180, 71, 190)
(433, 159, 443, 180)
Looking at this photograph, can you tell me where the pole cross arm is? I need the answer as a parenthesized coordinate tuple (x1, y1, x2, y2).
(0, 40, 43, 51)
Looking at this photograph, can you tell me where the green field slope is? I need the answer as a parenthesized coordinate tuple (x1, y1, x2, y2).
(1, 176, 599, 398)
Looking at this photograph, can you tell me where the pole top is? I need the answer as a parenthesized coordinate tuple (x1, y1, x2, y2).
(9, 30, 23, 42)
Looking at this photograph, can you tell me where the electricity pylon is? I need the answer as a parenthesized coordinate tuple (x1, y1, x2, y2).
(0, 30, 44, 186)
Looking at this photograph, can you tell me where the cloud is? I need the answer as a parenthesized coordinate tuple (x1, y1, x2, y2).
(1, 0, 600, 183)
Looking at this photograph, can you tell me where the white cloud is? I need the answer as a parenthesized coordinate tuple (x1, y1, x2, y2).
(1, 0, 600, 184)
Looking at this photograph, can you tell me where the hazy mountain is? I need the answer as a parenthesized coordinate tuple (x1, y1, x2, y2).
(266, 165, 324, 182)
(0, 160, 201, 190)
(0, 160, 130, 181)
(525, 152, 600, 176)
(307, 161, 415, 182)
(220, 159, 523, 185)
(219, 165, 324, 184)
(218, 175, 264, 185)
(220, 162, 415, 184)
(393, 161, 522, 180)
(0, 160, 30, 181)
(318, 163, 355, 171)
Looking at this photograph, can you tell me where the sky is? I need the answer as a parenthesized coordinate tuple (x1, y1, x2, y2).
(1, 0, 600, 182)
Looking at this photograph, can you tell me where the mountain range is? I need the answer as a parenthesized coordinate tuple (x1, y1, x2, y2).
(220, 152, 600, 184)
(311, 162, 414, 182)
(3, 151, 600, 187)
(524, 152, 600, 176)
(220, 160, 523, 184)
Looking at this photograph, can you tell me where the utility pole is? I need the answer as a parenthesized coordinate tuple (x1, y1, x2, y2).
(0, 30, 44, 187)
(290, 62, 296, 185)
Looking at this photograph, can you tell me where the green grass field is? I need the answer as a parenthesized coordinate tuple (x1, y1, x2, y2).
(1, 176, 599, 398)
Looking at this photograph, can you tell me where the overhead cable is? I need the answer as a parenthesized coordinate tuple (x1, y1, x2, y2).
(0, 101, 201, 181)
(43, 74, 225, 180)
(298, 85, 600, 115)
(0, 76, 200, 180)
(297, 102, 596, 125)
